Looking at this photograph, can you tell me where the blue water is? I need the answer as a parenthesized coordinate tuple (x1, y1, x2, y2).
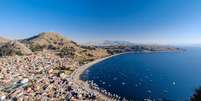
(81, 47, 201, 101)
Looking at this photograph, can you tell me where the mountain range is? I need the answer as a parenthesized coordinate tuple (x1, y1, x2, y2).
(82, 40, 135, 46)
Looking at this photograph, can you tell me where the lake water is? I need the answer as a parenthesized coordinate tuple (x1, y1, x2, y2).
(81, 47, 201, 101)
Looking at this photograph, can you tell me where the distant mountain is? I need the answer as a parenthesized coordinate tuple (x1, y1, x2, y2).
(21, 32, 79, 51)
(83, 40, 135, 46)
(81, 40, 181, 55)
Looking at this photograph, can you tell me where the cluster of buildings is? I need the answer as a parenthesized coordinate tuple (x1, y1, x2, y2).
(0, 52, 100, 101)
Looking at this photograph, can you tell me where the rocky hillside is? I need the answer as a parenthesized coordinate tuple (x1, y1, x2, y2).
(21, 32, 109, 62)
(0, 32, 109, 60)
(21, 32, 79, 51)
(0, 41, 32, 56)
(0, 37, 10, 45)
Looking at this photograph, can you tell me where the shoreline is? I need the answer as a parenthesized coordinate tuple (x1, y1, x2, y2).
(70, 52, 127, 100)
(70, 50, 180, 100)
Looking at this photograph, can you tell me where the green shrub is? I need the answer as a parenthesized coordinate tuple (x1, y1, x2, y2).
(30, 45, 46, 52)
(59, 47, 75, 57)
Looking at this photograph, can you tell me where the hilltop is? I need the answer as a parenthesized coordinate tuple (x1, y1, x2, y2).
(21, 32, 79, 51)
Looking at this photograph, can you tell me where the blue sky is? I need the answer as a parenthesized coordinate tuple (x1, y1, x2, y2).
(0, 0, 201, 44)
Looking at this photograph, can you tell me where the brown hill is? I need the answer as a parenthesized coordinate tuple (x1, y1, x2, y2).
(21, 32, 109, 62)
(22, 32, 79, 51)
(0, 41, 32, 56)
(0, 37, 10, 45)
(0, 32, 109, 61)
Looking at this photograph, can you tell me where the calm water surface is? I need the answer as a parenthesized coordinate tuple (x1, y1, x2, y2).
(81, 47, 201, 101)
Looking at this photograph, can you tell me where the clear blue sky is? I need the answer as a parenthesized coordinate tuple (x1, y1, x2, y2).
(0, 0, 201, 44)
